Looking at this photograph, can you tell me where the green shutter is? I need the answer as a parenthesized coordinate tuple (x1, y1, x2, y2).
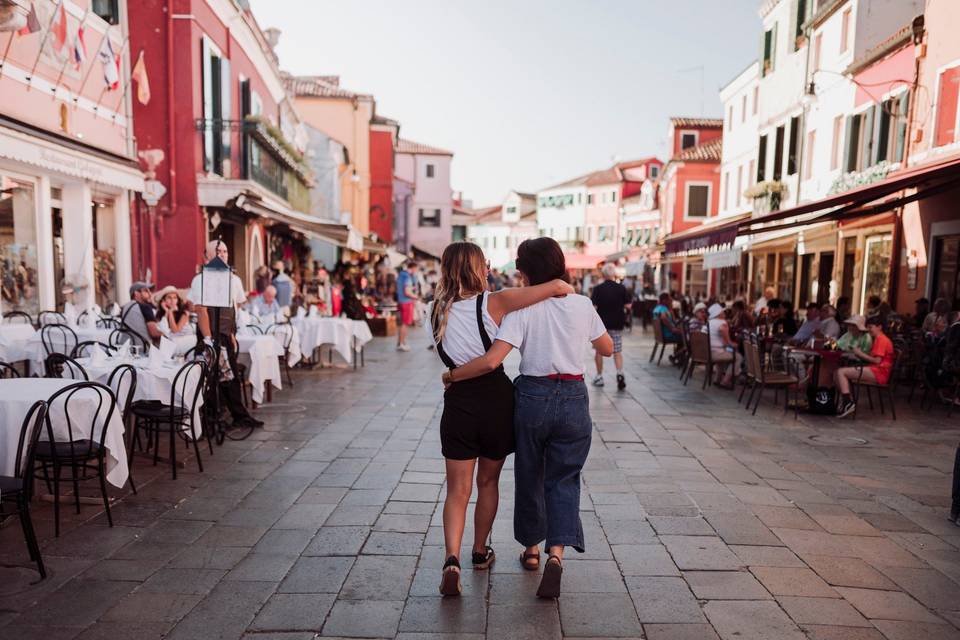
(788, 0, 800, 50)
(894, 92, 910, 162)
(860, 107, 875, 171)
(843, 115, 855, 172)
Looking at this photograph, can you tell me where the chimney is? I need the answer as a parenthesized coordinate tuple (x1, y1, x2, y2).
(264, 27, 281, 50)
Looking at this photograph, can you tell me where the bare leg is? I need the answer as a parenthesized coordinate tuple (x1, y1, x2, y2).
(398, 323, 408, 346)
(613, 352, 623, 371)
(473, 457, 506, 554)
(594, 351, 603, 376)
(443, 458, 476, 562)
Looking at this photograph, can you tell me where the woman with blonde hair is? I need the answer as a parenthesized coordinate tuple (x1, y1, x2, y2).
(430, 241, 573, 596)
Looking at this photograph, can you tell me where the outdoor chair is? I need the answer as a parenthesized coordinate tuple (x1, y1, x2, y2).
(852, 350, 903, 421)
(96, 317, 121, 330)
(44, 353, 89, 380)
(0, 361, 21, 378)
(130, 360, 207, 481)
(2, 310, 34, 326)
(37, 310, 67, 326)
(683, 330, 713, 388)
(743, 335, 799, 417)
(244, 324, 265, 335)
(40, 323, 78, 357)
(107, 364, 138, 493)
(0, 400, 48, 578)
(33, 381, 118, 536)
(267, 323, 295, 386)
(650, 317, 677, 365)
(72, 341, 116, 359)
(108, 328, 149, 353)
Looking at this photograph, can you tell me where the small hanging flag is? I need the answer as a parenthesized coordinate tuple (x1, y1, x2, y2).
(17, 2, 42, 35)
(98, 33, 119, 90)
(132, 50, 150, 105)
(51, 2, 67, 52)
(72, 25, 87, 69)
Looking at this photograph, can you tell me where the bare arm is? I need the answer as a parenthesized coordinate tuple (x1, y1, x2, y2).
(442, 340, 514, 385)
(194, 304, 212, 339)
(593, 333, 614, 357)
(486, 279, 573, 324)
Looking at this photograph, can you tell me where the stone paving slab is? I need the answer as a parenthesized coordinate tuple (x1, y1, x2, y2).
(2, 330, 960, 639)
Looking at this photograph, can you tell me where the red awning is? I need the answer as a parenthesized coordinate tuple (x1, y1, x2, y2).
(663, 213, 751, 255)
(739, 154, 960, 236)
(564, 254, 606, 270)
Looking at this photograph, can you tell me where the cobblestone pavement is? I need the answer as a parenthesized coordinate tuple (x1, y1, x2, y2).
(2, 328, 960, 640)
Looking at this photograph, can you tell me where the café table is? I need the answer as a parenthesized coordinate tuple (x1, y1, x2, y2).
(785, 347, 865, 410)
(0, 377, 128, 488)
(236, 334, 281, 404)
(292, 316, 373, 366)
(0, 323, 38, 365)
(78, 355, 204, 439)
(239, 322, 303, 368)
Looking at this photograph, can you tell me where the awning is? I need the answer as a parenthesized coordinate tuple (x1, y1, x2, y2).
(245, 200, 364, 251)
(604, 248, 641, 262)
(739, 154, 960, 236)
(411, 245, 442, 262)
(564, 254, 606, 270)
(664, 212, 752, 255)
(703, 247, 743, 269)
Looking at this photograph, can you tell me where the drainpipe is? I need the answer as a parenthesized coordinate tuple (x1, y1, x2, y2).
(161, 0, 177, 270)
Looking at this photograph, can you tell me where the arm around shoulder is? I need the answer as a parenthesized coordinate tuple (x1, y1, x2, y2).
(488, 278, 573, 321)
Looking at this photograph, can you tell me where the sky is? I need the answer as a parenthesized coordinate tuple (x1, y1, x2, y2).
(249, 0, 762, 207)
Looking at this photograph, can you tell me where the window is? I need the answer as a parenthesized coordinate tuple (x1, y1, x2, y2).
(506, 206, 517, 214)
(577, 193, 582, 204)
(626, 230, 635, 246)
(773, 124, 785, 180)
(736, 166, 743, 208)
(804, 130, 816, 179)
(877, 92, 910, 163)
(685, 183, 711, 218)
(452, 225, 466, 242)
(794, 0, 808, 44)
(813, 33, 823, 71)
(762, 24, 777, 76)
(611, 190, 617, 202)
(601, 192, 607, 204)
(723, 171, 730, 211)
(844, 107, 879, 172)
(727, 105, 734, 131)
(0, 176, 40, 315)
(92, 0, 119, 24)
(492, 237, 497, 249)
(787, 116, 800, 176)
(860, 235, 892, 314)
(757, 135, 768, 182)
(748, 160, 755, 187)
(586, 226, 592, 242)
(840, 8, 851, 53)
(425, 164, 435, 178)
(680, 131, 698, 150)
(201, 38, 230, 176)
(935, 66, 960, 147)
(418, 208, 440, 227)
(753, 86, 759, 115)
(587, 194, 593, 205)
(599, 226, 607, 242)
(831, 115, 843, 170)
(650, 165, 659, 178)
(741, 94, 748, 123)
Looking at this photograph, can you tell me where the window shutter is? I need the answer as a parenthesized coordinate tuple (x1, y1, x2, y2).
(770, 23, 778, 72)
(843, 115, 855, 172)
(220, 57, 232, 174)
(788, 0, 799, 50)
(876, 100, 891, 164)
(859, 107, 875, 171)
(935, 67, 960, 147)
(201, 39, 214, 173)
(760, 31, 767, 76)
(894, 92, 910, 162)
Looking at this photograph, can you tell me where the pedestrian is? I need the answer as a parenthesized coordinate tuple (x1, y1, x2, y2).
(395, 261, 419, 351)
(591, 263, 631, 390)
(442, 237, 612, 599)
(429, 242, 573, 596)
(271, 260, 294, 308)
(834, 316, 895, 418)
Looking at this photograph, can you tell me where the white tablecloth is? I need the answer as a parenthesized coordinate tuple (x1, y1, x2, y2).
(237, 335, 281, 404)
(0, 324, 37, 364)
(239, 324, 303, 368)
(25, 327, 114, 374)
(79, 356, 204, 439)
(292, 317, 373, 364)
(0, 378, 128, 487)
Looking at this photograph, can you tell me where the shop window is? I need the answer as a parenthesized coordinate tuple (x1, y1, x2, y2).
(860, 234, 892, 314)
(935, 66, 960, 147)
(685, 183, 710, 218)
(92, 203, 117, 309)
(0, 177, 40, 315)
(932, 235, 960, 310)
(418, 208, 440, 227)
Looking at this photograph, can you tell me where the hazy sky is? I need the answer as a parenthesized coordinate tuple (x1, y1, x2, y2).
(250, 0, 761, 206)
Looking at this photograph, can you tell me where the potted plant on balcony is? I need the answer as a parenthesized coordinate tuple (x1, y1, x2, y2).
(744, 180, 788, 214)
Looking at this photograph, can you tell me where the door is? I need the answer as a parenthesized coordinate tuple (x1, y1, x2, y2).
(860, 234, 892, 314)
(51, 207, 65, 309)
(799, 253, 814, 307)
(841, 237, 856, 303)
(932, 235, 960, 310)
(816, 251, 834, 305)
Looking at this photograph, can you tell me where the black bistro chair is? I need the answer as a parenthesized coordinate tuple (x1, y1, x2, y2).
(41, 323, 78, 357)
(107, 364, 138, 493)
(0, 361, 21, 378)
(96, 316, 121, 330)
(130, 360, 207, 481)
(2, 310, 34, 326)
(0, 400, 48, 578)
(108, 328, 149, 353)
(72, 341, 116, 359)
(267, 323, 295, 386)
(33, 381, 118, 536)
(37, 310, 67, 326)
(44, 353, 89, 380)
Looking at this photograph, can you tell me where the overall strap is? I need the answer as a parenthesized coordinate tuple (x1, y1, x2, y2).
(476, 292, 493, 351)
(431, 304, 457, 370)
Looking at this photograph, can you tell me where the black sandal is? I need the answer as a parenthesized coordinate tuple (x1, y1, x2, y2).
(536, 555, 563, 599)
(519, 549, 540, 571)
(472, 546, 496, 570)
(439, 555, 461, 596)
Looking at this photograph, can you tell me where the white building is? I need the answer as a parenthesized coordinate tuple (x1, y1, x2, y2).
(719, 62, 760, 217)
(466, 191, 537, 269)
(535, 177, 589, 252)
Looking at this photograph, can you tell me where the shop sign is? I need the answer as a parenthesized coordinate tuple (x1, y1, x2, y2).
(703, 247, 742, 270)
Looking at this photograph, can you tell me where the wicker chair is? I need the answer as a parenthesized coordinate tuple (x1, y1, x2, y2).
(683, 330, 713, 389)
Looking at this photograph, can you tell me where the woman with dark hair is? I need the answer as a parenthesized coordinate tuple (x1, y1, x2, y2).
(442, 237, 613, 598)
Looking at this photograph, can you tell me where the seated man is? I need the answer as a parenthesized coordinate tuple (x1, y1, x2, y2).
(249, 285, 282, 318)
(789, 303, 821, 346)
(120, 281, 162, 347)
(819, 304, 841, 339)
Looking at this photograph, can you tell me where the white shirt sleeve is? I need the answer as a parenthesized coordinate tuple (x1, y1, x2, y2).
(588, 305, 607, 341)
(495, 308, 525, 348)
(231, 275, 247, 306)
(186, 274, 202, 305)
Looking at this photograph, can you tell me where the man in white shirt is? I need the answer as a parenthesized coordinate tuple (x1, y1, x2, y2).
(249, 285, 282, 318)
(186, 240, 261, 429)
(754, 286, 775, 316)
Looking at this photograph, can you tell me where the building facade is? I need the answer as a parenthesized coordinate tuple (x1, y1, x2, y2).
(369, 114, 398, 244)
(465, 191, 537, 269)
(1, 0, 143, 315)
(393, 138, 454, 258)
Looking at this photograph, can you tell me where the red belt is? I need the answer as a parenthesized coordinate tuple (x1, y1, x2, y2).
(546, 373, 584, 380)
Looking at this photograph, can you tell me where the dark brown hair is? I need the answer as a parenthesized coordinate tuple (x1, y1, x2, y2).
(516, 237, 568, 286)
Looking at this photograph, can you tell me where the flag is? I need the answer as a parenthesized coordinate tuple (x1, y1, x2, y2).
(17, 2, 41, 36)
(72, 25, 86, 69)
(131, 50, 150, 105)
(51, 2, 67, 52)
(98, 34, 119, 90)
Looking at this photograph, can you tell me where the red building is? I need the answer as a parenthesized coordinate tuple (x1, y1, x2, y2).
(369, 115, 399, 243)
(658, 117, 723, 297)
(129, 0, 312, 289)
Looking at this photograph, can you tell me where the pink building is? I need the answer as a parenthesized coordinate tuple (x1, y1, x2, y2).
(394, 138, 454, 257)
(583, 159, 662, 257)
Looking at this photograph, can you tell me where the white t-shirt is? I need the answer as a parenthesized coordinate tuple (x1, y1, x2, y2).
(754, 296, 768, 315)
(186, 272, 246, 307)
(426, 294, 499, 367)
(495, 294, 606, 377)
(708, 317, 729, 351)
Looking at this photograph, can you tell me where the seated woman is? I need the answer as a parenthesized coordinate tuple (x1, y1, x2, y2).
(154, 285, 191, 337)
(707, 303, 741, 389)
(835, 316, 895, 418)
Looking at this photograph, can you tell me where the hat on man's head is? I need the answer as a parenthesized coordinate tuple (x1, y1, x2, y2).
(843, 314, 867, 331)
(129, 281, 153, 297)
(708, 303, 724, 320)
(693, 302, 707, 312)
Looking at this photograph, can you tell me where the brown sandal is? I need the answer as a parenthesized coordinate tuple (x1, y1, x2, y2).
(519, 549, 540, 571)
(439, 556, 461, 596)
(536, 555, 563, 599)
